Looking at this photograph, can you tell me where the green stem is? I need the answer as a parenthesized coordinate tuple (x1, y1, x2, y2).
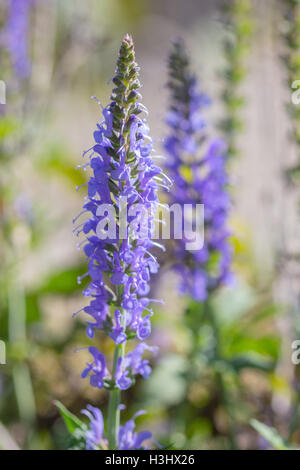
(107, 286, 126, 450)
(7, 266, 36, 425)
(107, 345, 121, 450)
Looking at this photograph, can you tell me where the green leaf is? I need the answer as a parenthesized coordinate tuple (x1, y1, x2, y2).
(25, 295, 40, 324)
(54, 400, 84, 435)
(229, 353, 275, 372)
(36, 143, 86, 187)
(35, 265, 85, 295)
(250, 419, 289, 450)
(228, 336, 280, 359)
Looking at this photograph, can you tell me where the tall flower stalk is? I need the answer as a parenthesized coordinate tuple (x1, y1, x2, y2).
(282, 0, 300, 180)
(220, 0, 253, 159)
(165, 40, 232, 301)
(164, 40, 235, 448)
(74, 34, 167, 450)
(278, 0, 300, 438)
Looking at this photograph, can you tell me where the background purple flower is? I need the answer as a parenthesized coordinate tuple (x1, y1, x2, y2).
(1, 0, 35, 79)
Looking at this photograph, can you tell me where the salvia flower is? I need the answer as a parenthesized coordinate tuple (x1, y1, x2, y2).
(165, 40, 232, 301)
(1, 0, 35, 79)
(81, 405, 106, 450)
(74, 34, 167, 449)
(75, 34, 166, 390)
(118, 410, 152, 450)
(81, 405, 151, 450)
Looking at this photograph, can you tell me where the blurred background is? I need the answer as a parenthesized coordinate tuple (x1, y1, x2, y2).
(0, 0, 300, 450)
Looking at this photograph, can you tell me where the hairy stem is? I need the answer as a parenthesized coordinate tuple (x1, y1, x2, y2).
(107, 283, 126, 449)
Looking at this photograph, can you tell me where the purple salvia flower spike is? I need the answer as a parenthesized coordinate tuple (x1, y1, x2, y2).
(75, 34, 166, 450)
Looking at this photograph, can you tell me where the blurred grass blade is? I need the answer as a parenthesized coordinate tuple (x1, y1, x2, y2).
(250, 419, 289, 450)
(13, 363, 36, 424)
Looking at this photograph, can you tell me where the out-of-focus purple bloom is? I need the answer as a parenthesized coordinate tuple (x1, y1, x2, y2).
(1, 0, 35, 79)
(14, 193, 34, 225)
(74, 35, 167, 392)
(151, 328, 173, 352)
(81, 347, 108, 389)
(82, 406, 151, 450)
(165, 40, 232, 300)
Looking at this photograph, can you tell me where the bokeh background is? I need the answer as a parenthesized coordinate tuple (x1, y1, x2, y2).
(1, 0, 300, 450)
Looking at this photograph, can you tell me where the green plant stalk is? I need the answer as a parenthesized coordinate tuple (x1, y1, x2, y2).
(107, 345, 121, 450)
(220, 0, 253, 159)
(7, 264, 36, 425)
(281, 0, 300, 439)
(107, 285, 126, 450)
(182, 300, 237, 448)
